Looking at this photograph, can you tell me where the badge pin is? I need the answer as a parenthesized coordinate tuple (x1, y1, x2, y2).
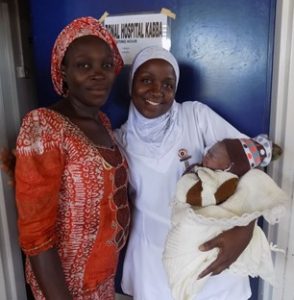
(178, 148, 191, 169)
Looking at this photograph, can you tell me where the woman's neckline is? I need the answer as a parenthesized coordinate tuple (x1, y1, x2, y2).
(41, 107, 116, 151)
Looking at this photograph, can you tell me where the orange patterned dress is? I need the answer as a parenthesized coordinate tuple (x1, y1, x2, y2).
(15, 108, 130, 299)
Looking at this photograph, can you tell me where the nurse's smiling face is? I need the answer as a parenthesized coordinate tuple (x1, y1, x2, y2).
(131, 59, 176, 119)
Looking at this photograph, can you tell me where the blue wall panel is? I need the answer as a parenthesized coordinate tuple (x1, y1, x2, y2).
(172, 0, 276, 136)
(29, 0, 275, 136)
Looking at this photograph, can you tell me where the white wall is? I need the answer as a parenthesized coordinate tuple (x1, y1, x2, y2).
(260, 0, 294, 299)
(0, 2, 26, 299)
(0, 0, 37, 299)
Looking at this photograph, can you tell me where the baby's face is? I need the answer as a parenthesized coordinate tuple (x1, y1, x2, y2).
(202, 142, 231, 171)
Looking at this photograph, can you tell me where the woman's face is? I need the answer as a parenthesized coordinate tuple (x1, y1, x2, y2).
(61, 36, 116, 109)
(131, 59, 177, 119)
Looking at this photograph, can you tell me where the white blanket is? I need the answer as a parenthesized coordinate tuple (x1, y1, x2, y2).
(163, 168, 288, 300)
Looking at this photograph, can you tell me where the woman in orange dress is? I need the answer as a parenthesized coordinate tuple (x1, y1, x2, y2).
(15, 17, 130, 300)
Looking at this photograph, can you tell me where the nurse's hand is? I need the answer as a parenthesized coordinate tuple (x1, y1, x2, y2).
(197, 220, 255, 279)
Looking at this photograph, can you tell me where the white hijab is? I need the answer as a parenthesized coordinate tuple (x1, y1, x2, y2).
(115, 46, 182, 164)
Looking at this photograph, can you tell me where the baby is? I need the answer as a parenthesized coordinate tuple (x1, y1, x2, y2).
(185, 136, 269, 207)
(163, 135, 288, 300)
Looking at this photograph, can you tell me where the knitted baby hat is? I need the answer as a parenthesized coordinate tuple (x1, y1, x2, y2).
(223, 136, 272, 177)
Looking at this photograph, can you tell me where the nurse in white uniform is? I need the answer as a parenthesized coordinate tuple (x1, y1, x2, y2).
(115, 46, 269, 300)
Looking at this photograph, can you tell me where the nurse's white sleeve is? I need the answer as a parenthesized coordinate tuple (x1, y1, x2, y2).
(190, 101, 248, 149)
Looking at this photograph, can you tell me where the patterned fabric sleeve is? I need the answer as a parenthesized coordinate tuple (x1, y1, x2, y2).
(15, 109, 65, 256)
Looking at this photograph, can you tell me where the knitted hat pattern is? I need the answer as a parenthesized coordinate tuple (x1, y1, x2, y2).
(223, 135, 271, 177)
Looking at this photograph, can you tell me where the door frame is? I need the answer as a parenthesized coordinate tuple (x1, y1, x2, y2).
(0, 1, 27, 299)
(260, 0, 294, 299)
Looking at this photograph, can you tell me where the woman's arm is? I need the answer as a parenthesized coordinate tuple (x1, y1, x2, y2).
(15, 111, 70, 297)
(197, 221, 255, 278)
(29, 248, 72, 300)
